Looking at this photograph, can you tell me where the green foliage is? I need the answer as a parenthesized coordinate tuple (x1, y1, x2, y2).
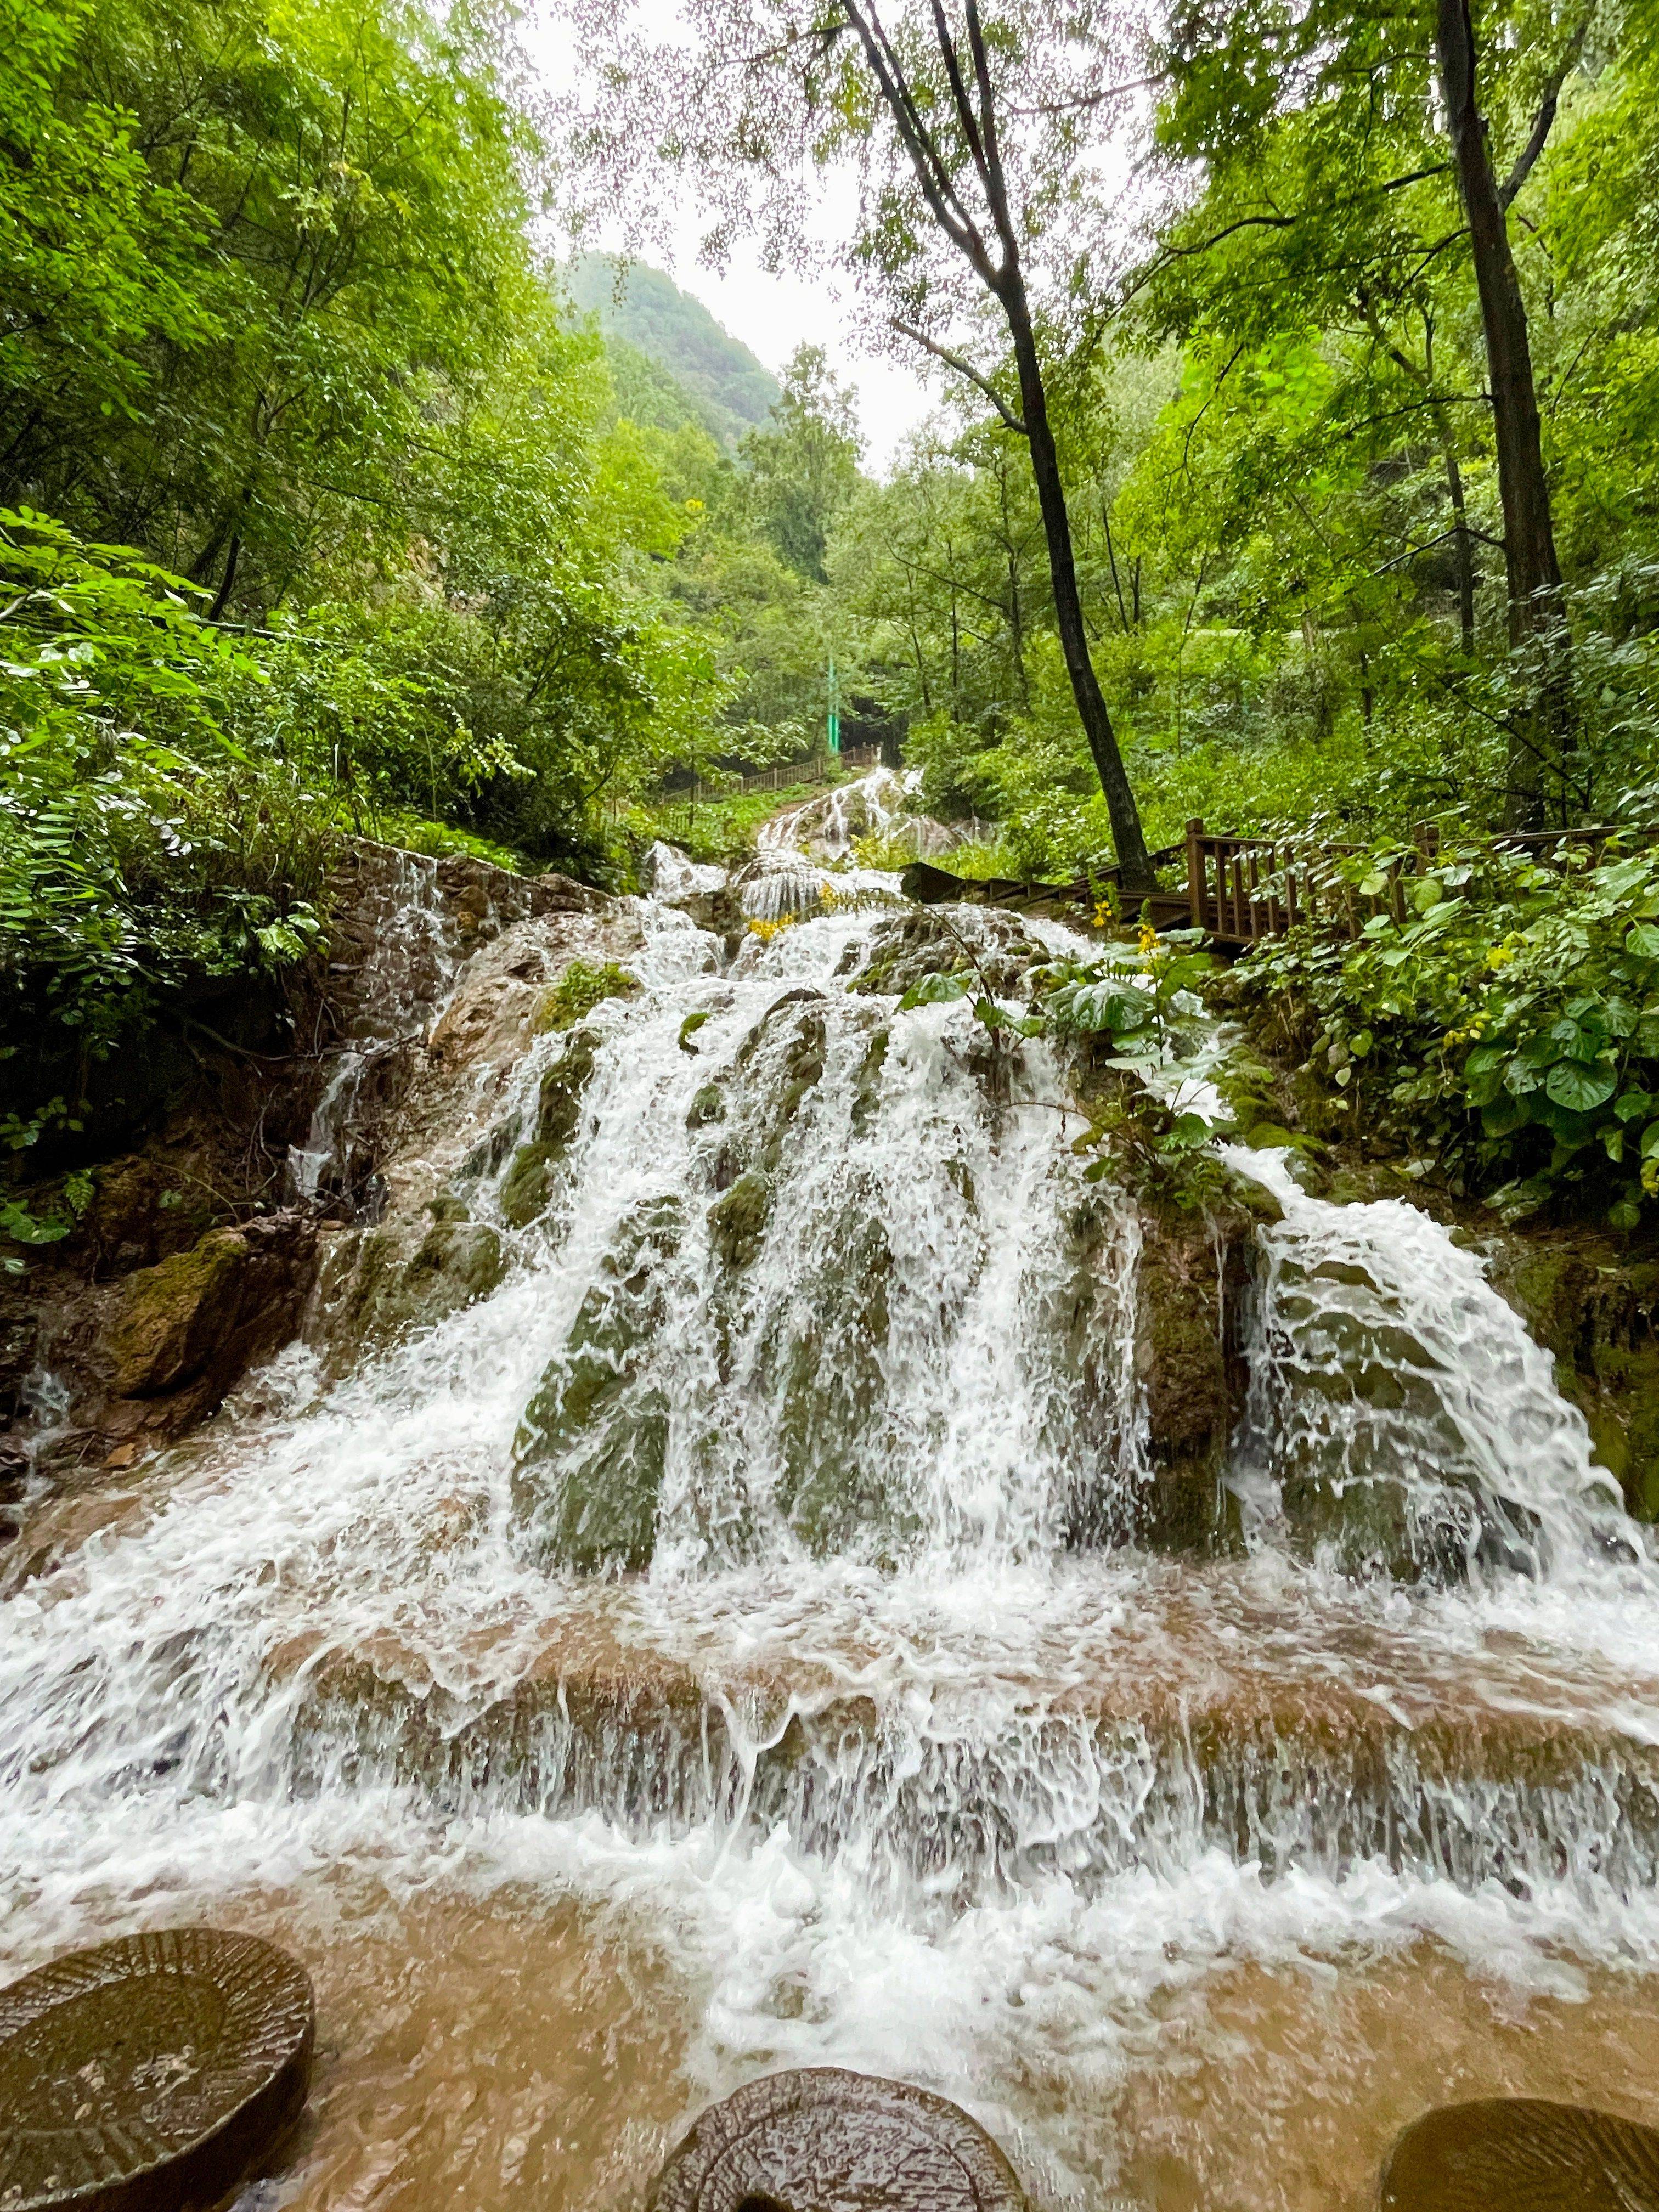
(1238, 836, 1659, 1222)
(566, 255, 781, 450)
(0, 510, 331, 1058)
(537, 960, 640, 1033)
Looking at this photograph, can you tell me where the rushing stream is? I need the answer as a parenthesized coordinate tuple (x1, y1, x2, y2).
(5, 778, 1659, 2208)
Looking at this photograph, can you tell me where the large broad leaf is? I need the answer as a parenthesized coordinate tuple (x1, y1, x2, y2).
(1464, 1060, 1509, 1108)
(1544, 1059, 1618, 1113)
(1627, 921, 1659, 960)
(899, 970, 970, 1009)
(1537, 1096, 1600, 1148)
(1481, 1093, 1532, 1138)
(1048, 978, 1152, 1035)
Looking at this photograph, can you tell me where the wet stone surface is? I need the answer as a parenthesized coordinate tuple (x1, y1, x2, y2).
(0, 1925, 314, 2210)
(647, 2068, 1030, 2212)
(1380, 2097, 1659, 2209)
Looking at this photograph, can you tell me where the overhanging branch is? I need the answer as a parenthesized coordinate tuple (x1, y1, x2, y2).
(891, 318, 1028, 433)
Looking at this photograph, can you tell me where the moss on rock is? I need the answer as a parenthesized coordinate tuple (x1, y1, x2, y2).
(708, 1170, 771, 1271)
(535, 960, 639, 1034)
(512, 1194, 685, 1572)
(1487, 1232, 1659, 1521)
(108, 1230, 249, 1396)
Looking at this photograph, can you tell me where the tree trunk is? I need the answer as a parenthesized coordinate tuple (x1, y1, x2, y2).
(1435, 0, 1567, 826)
(1002, 289, 1154, 890)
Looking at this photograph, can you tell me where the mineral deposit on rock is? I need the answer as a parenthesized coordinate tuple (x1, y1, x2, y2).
(1381, 2097, 1659, 2211)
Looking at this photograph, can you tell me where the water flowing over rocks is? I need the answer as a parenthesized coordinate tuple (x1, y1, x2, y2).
(5, 774, 1659, 2208)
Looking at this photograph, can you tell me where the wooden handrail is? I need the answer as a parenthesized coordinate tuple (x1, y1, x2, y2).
(1182, 816, 1657, 946)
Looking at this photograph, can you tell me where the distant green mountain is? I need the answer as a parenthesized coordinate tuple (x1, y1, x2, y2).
(566, 255, 780, 452)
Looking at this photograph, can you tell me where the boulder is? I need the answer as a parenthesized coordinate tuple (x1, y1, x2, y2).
(104, 1214, 319, 1406)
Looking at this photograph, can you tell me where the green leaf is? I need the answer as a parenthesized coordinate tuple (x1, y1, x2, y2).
(1543, 1059, 1617, 1112)
(1481, 1093, 1532, 1138)
(1641, 1121, 1659, 1159)
(1610, 1198, 1644, 1231)
(899, 972, 970, 1009)
(1165, 1111, 1211, 1148)
(1615, 1090, 1652, 1122)
(1627, 921, 1659, 960)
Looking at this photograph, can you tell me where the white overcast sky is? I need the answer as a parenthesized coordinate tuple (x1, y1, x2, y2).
(522, 3, 938, 470)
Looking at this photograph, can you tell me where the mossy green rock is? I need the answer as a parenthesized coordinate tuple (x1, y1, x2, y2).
(760, 1209, 899, 1555)
(708, 1171, 770, 1271)
(1489, 1234, 1659, 1521)
(494, 1028, 602, 1230)
(313, 1212, 506, 1361)
(499, 1142, 561, 1230)
(512, 1195, 685, 1572)
(108, 1231, 249, 1395)
(687, 1082, 725, 1130)
(535, 1028, 601, 1147)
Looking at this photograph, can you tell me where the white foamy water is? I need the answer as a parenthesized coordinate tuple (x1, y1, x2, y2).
(7, 781, 1659, 2206)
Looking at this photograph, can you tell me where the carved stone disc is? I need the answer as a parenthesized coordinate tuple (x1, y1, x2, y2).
(647, 2067, 1030, 2212)
(0, 1925, 314, 2212)
(1381, 2097, 1659, 2211)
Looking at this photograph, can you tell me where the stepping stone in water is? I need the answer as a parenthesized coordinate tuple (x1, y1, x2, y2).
(0, 1925, 314, 2211)
(648, 2067, 1030, 2212)
(1381, 2097, 1659, 2210)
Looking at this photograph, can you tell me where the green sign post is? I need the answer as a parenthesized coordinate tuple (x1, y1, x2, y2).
(827, 653, 840, 755)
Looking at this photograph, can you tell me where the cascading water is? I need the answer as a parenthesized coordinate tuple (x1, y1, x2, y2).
(5, 777, 1659, 2209)
(286, 846, 461, 1203)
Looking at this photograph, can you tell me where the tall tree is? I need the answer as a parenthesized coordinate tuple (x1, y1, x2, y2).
(563, 0, 1159, 890)
(1155, 0, 1595, 822)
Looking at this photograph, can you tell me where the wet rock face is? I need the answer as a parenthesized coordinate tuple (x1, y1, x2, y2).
(104, 1214, 319, 1408)
(846, 908, 1043, 1001)
(495, 1027, 603, 1231)
(512, 1195, 687, 1573)
(1380, 2098, 1659, 2211)
(1060, 1184, 1268, 1551)
(647, 2068, 1030, 2212)
(1487, 1234, 1659, 1523)
(1133, 1197, 1258, 1548)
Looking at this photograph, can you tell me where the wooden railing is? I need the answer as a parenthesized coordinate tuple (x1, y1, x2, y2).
(1185, 817, 1647, 947)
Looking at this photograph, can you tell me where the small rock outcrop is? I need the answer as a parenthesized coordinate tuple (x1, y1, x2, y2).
(107, 1217, 319, 1399)
(1487, 1231, 1659, 1521)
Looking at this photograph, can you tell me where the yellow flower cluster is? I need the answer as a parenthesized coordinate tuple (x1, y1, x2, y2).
(1441, 1012, 1490, 1049)
(1137, 922, 1159, 956)
(747, 915, 797, 944)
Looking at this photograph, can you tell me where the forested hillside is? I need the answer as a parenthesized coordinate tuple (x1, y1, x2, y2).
(565, 255, 781, 450)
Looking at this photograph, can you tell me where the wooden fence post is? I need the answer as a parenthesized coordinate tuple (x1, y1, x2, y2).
(1186, 819, 1205, 929)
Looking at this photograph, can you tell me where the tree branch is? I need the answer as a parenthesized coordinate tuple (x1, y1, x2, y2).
(891, 317, 1028, 432)
(1500, 10, 1591, 208)
(839, 2, 992, 276)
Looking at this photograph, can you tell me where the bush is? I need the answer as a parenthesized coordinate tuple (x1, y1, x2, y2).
(1236, 833, 1659, 1223)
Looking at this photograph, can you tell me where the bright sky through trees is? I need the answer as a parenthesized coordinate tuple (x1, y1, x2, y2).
(525, 0, 936, 467)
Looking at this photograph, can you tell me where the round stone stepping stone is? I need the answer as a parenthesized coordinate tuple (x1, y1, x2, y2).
(0, 1925, 314, 2212)
(647, 2066, 1029, 2211)
(1381, 2097, 1659, 2210)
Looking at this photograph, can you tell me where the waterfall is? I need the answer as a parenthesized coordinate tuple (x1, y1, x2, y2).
(5, 780, 1659, 2209)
